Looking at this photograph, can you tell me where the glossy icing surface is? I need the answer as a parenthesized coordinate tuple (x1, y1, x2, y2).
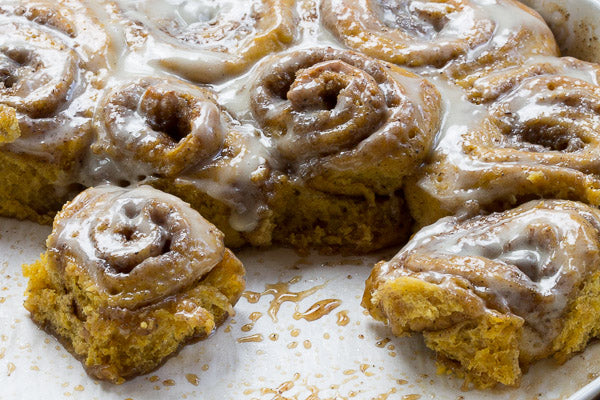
(6, 0, 600, 392)
(49, 184, 225, 308)
(0, 0, 567, 235)
(375, 199, 600, 359)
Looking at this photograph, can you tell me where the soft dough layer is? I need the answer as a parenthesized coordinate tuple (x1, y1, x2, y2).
(23, 185, 245, 383)
(363, 200, 600, 388)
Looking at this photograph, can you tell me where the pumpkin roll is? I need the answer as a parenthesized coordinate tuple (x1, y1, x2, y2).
(250, 47, 442, 197)
(363, 200, 600, 388)
(0, 1, 108, 223)
(109, 0, 297, 83)
(23, 185, 245, 383)
(321, 0, 558, 92)
(247, 47, 440, 251)
(406, 68, 600, 227)
(93, 77, 229, 178)
(0, 0, 113, 71)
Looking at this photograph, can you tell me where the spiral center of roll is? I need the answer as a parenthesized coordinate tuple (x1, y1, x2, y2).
(376, 0, 456, 38)
(501, 122, 586, 153)
(94, 199, 173, 274)
(288, 69, 347, 112)
(249, 47, 437, 168)
(0, 48, 35, 90)
(100, 78, 226, 177)
(139, 88, 192, 144)
(283, 60, 387, 151)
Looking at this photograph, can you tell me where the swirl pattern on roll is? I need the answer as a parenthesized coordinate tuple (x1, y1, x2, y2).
(0, 0, 109, 163)
(251, 47, 442, 195)
(363, 199, 600, 387)
(321, 0, 496, 68)
(93, 77, 228, 178)
(24, 183, 245, 382)
(48, 185, 225, 309)
(406, 61, 600, 226)
(1, 0, 112, 70)
(321, 0, 556, 68)
(466, 57, 600, 104)
(111, 0, 297, 83)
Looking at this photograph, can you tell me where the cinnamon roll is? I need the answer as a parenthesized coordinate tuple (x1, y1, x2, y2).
(406, 65, 600, 227)
(363, 200, 600, 388)
(93, 77, 228, 178)
(110, 0, 297, 83)
(321, 0, 558, 95)
(321, 1, 557, 64)
(250, 47, 442, 196)
(0, 0, 105, 223)
(23, 185, 245, 383)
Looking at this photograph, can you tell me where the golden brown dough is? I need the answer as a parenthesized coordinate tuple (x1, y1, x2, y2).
(321, 1, 557, 67)
(363, 200, 600, 388)
(23, 185, 245, 383)
(466, 57, 600, 104)
(321, 0, 497, 68)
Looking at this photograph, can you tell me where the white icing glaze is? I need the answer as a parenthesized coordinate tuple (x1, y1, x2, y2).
(378, 199, 600, 358)
(0, 0, 588, 236)
(175, 124, 276, 232)
(49, 184, 224, 308)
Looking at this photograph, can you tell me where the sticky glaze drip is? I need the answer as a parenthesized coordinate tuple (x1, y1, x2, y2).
(237, 333, 264, 343)
(292, 298, 341, 321)
(241, 276, 325, 322)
